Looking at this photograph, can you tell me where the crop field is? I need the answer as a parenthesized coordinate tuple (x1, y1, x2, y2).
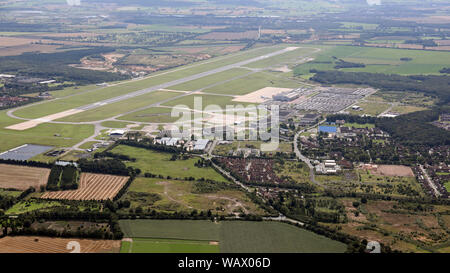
(0, 236, 120, 253)
(41, 173, 129, 201)
(111, 145, 227, 182)
(294, 45, 450, 75)
(120, 177, 264, 214)
(119, 220, 346, 253)
(0, 164, 50, 191)
(120, 238, 220, 253)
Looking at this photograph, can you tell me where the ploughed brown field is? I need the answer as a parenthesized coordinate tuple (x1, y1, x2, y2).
(0, 164, 50, 190)
(41, 173, 129, 201)
(0, 236, 120, 253)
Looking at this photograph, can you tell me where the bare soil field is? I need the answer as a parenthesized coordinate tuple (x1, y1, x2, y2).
(233, 87, 292, 103)
(0, 236, 120, 253)
(41, 173, 129, 201)
(361, 164, 414, 177)
(0, 164, 50, 190)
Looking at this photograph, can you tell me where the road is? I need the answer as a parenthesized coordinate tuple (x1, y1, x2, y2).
(209, 157, 305, 226)
(419, 165, 442, 198)
(293, 120, 326, 187)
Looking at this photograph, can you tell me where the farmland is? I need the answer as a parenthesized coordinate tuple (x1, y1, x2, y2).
(0, 236, 120, 253)
(119, 220, 347, 253)
(111, 145, 227, 182)
(41, 173, 129, 201)
(0, 164, 50, 191)
(294, 45, 450, 76)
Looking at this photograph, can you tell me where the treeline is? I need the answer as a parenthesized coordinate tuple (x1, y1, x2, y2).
(310, 70, 450, 104)
(119, 140, 182, 154)
(0, 48, 129, 88)
(375, 108, 450, 147)
(334, 59, 366, 69)
(440, 68, 450, 74)
(94, 151, 136, 162)
(326, 114, 376, 124)
(78, 158, 132, 176)
(46, 166, 79, 191)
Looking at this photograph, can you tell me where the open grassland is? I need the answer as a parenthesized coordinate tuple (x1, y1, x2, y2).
(168, 68, 251, 91)
(120, 220, 221, 241)
(0, 236, 120, 253)
(120, 238, 220, 253)
(119, 220, 346, 253)
(100, 121, 134, 128)
(219, 221, 346, 253)
(117, 107, 181, 123)
(0, 189, 22, 198)
(162, 94, 240, 109)
(244, 47, 317, 69)
(121, 177, 264, 215)
(41, 173, 129, 201)
(295, 45, 450, 75)
(57, 91, 181, 122)
(12, 46, 288, 120)
(111, 145, 227, 182)
(329, 199, 450, 253)
(349, 102, 391, 116)
(6, 199, 63, 215)
(0, 110, 94, 153)
(0, 164, 50, 191)
(202, 72, 300, 96)
(391, 105, 428, 114)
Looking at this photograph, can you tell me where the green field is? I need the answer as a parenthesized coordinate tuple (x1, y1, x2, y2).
(0, 110, 94, 153)
(12, 45, 288, 120)
(118, 107, 187, 123)
(343, 123, 375, 129)
(6, 199, 62, 215)
(120, 177, 263, 214)
(120, 238, 220, 253)
(169, 68, 251, 91)
(294, 45, 450, 75)
(244, 47, 317, 69)
(162, 94, 238, 109)
(100, 121, 134, 128)
(57, 91, 181, 122)
(202, 72, 300, 96)
(119, 220, 347, 253)
(111, 145, 227, 182)
(349, 102, 391, 116)
(445, 182, 450, 193)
